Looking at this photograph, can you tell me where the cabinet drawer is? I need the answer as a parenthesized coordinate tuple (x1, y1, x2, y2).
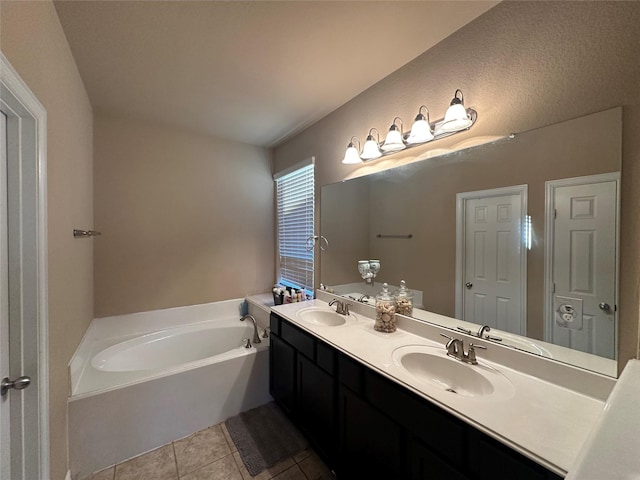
(316, 341, 336, 375)
(338, 353, 363, 394)
(281, 320, 315, 360)
(365, 369, 466, 466)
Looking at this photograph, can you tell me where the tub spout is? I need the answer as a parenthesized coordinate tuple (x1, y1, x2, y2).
(240, 314, 261, 344)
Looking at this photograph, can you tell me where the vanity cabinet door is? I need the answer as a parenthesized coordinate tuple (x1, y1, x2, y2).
(410, 438, 470, 480)
(297, 355, 336, 464)
(269, 334, 296, 416)
(468, 430, 564, 480)
(338, 385, 405, 479)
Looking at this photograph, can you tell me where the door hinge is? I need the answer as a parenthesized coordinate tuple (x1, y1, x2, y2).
(554, 209, 557, 220)
(552, 283, 556, 293)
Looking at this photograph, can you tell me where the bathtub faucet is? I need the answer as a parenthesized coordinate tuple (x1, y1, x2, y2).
(240, 314, 261, 344)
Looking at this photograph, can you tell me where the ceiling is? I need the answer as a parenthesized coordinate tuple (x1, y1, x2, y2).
(54, 1, 498, 148)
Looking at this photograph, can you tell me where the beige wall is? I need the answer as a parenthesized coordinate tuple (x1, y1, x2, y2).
(94, 114, 274, 317)
(0, 1, 94, 479)
(274, 2, 640, 370)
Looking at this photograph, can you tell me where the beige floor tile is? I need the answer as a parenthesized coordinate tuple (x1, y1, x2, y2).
(173, 424, 231, 476)
(180, 453, 242, 480)
(91, 466, 115, 480)
(232, 451, 295, 480)
(292, 449, 311, 464)
(297, 452, 334, 480)
(114, 444, 178, 480)
(220, 422, 238, 453)
(270, 465, 308, 480)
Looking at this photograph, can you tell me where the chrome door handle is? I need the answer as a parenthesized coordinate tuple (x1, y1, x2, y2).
(465, 282, 473, 289)
(1, 375, 31, 396)
(599, 302, 611, 312)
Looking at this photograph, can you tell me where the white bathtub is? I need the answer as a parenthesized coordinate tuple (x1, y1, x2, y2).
(68, 298, 272, 478)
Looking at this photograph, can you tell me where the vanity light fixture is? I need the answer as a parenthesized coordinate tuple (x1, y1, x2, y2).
(361, 128, 383, 160)
(407, 105, 434, 144)
(381, 117, 406, 152)
(439, 89, 473, 133)
(342, 136, 362, 164)
(341, 88, 477, 165)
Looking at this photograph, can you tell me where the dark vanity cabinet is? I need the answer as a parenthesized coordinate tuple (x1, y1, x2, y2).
(269, 312, 563, 480)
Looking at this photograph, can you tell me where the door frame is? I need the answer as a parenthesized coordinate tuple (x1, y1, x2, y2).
(543, 172, 620, 346)
(0, 52, 50, 479)
(455, 184, 528, 331)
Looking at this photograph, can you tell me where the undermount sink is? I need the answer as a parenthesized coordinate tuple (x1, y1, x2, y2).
(392, 345, 515, 399)
(297, 307, 356, 327)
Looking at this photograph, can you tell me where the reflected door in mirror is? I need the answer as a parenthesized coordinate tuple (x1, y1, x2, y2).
(547, 174, 618, 359)
(459, 188, 526, 336)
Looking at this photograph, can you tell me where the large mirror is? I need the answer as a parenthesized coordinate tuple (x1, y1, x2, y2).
(320, 108, 621, 377)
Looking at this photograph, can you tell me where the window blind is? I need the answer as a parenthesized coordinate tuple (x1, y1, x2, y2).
(275, 163, 314, 294)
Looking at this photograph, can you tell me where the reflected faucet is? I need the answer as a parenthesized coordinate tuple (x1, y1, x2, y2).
(478, 325, 491, 339)
(358, 294, 370, 303)
(240, 314, 261, 344)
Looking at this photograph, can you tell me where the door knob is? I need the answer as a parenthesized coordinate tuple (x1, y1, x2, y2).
(1, 376, 31, 396)
(465, 282, 473, 289)
(599, 302, 611, 312)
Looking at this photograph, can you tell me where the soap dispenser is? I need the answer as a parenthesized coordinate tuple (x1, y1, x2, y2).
(375, 283, 397, 333)
(393, 280, 414, 316)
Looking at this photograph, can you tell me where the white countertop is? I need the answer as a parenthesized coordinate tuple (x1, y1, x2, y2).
(565, 359, 640, 479)
(272, 299, 606, 476)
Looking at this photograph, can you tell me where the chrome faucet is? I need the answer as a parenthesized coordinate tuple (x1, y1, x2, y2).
(240, 314, 261, 344)
(329, 299, 350, 315)
(440, 334, 486, 365)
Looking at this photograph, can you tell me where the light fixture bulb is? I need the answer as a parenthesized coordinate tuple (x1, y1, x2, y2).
(342, 137, 362, 164)
(381, 118, 406, 152)
(440, 89, 472, 133)
(407, 107, 434, 144)
(342, 145, 362, 164)
(361, 129, 382, 160)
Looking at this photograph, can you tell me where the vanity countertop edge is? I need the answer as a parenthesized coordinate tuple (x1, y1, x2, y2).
(271, 297, 611, 477)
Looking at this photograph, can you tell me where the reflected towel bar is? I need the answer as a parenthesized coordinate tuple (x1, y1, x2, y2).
(376, 234, 413, 239)
(73, 229, 101, 238)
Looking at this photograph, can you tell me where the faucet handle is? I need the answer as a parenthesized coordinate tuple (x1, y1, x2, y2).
(466, 343, 487, 364)
(242, 338, 252, 349)
(262, 327, 270, 338)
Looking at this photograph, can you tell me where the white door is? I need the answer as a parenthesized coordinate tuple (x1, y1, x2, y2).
(547, 177, 618, 358)
(458, 188, 526, 335)
(0, 110, 10, 480)
(0, 54, 48, 478)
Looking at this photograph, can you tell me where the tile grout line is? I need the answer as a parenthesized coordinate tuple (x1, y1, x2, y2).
(171, 441, 180, 479)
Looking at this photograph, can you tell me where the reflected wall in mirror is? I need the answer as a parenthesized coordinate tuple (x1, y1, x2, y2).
(320, 108, 621, 377)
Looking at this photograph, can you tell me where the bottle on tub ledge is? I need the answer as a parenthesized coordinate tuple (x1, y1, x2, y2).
(375, 283, 397, 333)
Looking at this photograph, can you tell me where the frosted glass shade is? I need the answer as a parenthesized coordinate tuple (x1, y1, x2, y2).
(381, 128, 405, 152)
(407, 118, 434, 144)
(440, 103, 472, 132)
(342, 145, 362, 164)
(361, 139, 382, 160)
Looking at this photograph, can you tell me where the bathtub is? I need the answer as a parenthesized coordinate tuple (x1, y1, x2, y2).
(68, 298, 272, 478)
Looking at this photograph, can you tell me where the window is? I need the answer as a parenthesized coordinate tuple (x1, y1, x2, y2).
(275, 159, 315, 295)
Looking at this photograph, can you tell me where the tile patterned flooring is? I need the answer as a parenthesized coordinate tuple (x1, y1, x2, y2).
(83, 422, 334, 480)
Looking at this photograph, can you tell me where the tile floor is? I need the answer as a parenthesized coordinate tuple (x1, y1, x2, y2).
(82, 422, 334, 480)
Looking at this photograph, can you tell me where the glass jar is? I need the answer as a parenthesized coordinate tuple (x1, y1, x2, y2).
(375, 283, 397, 333)
(394, 280, 414, 316)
